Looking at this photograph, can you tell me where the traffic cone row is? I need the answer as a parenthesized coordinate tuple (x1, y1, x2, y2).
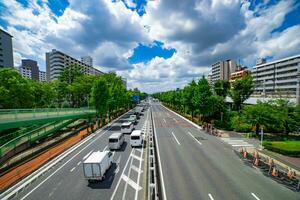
(272, 167, 279, 177)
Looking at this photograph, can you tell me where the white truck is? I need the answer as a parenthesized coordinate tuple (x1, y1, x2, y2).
(83, 151, 113, 182)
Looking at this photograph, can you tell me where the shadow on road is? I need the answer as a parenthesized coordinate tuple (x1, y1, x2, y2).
(87, 163, 117, 189)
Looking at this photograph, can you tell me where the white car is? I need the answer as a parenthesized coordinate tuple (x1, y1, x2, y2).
(130, 130, 143, 147)
(121, 121, 134, 134)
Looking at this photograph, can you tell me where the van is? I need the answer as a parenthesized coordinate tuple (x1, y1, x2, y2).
(128, 114, 137, 124)
(121, 122, 134, 134)
(108, 132, 124, 150)
(130, 130, 143, 147)
(83, 151, 113, 182)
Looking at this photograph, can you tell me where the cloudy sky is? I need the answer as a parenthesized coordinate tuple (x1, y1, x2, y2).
(1, 0, 300, 93)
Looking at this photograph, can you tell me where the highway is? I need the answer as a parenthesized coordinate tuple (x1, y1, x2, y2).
(7, 108, 149, 200)
(151, 103, 300, 200)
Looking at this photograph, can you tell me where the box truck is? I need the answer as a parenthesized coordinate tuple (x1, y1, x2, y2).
(83, 151, 113, 182)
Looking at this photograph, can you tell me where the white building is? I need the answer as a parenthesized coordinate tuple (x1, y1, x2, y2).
(19, 66, 32, 79)
(46, 49, 103, 81)
(81, 56, 93, 67)
(252, 54, 300, 104)
(39, 71, 46, 82)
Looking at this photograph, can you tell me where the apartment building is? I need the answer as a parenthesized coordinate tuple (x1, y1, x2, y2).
(81, 56, 93, 66)
(39, 71, 46, 82)
(230, 69, 250, 82)
(211, 59, 237, 84)
(0, 29, 14, 68)
(19, 59, 39, 80)
(252, 55, 300, 104)
(46, 49, 103, 81)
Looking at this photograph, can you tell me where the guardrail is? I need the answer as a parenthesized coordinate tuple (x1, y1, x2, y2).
(0, 107, 95, 121)
(0, 120, 75, 159)
(148, 109, 159, 200)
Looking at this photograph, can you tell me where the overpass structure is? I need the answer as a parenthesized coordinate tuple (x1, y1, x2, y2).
(0, 108, 96, 131)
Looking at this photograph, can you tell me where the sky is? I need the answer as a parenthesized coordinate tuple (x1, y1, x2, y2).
(0, 0, 300, 93)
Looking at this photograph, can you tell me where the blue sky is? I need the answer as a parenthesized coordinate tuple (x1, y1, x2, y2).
(1, 0, 300, 93)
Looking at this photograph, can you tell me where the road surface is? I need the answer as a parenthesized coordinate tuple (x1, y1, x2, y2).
(151, 103, 299, 200)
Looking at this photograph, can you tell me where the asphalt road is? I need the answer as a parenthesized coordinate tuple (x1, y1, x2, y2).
(8, 108, 149, 200)
(151, 103, 300, 200)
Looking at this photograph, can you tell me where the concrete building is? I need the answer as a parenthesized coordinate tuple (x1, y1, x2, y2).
(211, 59, 237, 84)
(207, 73, 212, 85)
(81, 56, 93, 67)
(19, 59, 40, 80)
(46, 49, 103, 81)
(230, 69, 250, 82)
(252, 54, 300, 104)
(0, 29, 14, 68)
(39, 71, 46, 82)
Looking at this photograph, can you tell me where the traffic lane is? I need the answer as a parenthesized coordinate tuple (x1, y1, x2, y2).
(14, 109, 147, 200)
(158, 105, 300, 200)
(152, 108, 244, 200)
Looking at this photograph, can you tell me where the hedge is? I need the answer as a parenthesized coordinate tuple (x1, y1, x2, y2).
(263, 141, 300, 156)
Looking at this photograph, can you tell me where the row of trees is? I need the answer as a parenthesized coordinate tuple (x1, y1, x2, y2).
(153, 75, 300, 135)
(0, 67, 146, 115)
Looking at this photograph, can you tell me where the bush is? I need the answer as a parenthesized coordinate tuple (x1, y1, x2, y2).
(263, 141, 300, 156)
(230, 114, 252, 132)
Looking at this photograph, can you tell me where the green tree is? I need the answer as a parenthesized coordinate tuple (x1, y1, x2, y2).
(214, 80, 230, 97)
(91, 77, 109, 125)
(229, 74, 253, 111)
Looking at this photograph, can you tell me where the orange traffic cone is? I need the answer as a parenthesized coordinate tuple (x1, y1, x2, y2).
(243, 151, 247, 159)
(268, 158, 273, 167)
(272, 168, 278, 177)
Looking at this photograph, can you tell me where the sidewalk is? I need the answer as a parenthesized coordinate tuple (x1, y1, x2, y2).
(220, 130, 300, 172)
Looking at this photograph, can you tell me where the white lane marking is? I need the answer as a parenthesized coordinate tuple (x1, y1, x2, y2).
(134, 111, 148, 200)
(135, 148, 143, 153)
(122, 150, 136, 200)
(131, 153, 144, 161)
(251, 193, 261, 200)
(171, 131, 181, 145)
(70, 167, 76, 172)
(20, 124, 114, 200)
(103, 145, 108, 151)
(152, 107, 168, 200)
(208, 193, 214, 200)
(83, 150, 92, 160)
(131, 165, 143, 174)
(163, 118, 166, 123)
(77, 161, 81, 166)
(110, 149, 134, 200)
(173, 118, 177, 122)
(121, 174, 142, 191)
(187, 132, 202, 145)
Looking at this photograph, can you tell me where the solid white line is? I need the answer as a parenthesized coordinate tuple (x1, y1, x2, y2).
(208, 193, 214, 200)
(232, 144, 254, 147)
(70, 167, 75, 172)
(187, 131, 202, 145)
(251, 192, 261, 200)
(110, 149, 134, 200)
(171, 131, 181, 145)
(122, 174, 142, 191)
(134, 110, 148, 200)
(83, 150, 92, 160)
(152, 107, 168, 200)
(103, 145, 108, 151)
(20, 130, 109, 200)
(131, 153, 144, 161)
(122, 149, 135, 200)
(77, 161, 81, 166)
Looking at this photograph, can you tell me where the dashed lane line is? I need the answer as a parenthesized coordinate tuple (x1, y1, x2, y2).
(171, 131, 181, 145)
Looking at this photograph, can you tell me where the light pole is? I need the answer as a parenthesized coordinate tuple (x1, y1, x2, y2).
(260, 127, 264, 150)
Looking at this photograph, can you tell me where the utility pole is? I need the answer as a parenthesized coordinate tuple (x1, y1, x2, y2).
(260, 127, 264, 150)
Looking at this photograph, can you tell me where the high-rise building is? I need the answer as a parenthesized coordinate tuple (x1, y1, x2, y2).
(81, 56, 93, 67)
(0, 29, 14, 68)
(230, 69, 250, 82)
(252, 54, 300, 104)
(46, 49, 103, 81)
(39, 71, 46, 82)
(18, 59, 40, 80)
(211, 59, 237, 84)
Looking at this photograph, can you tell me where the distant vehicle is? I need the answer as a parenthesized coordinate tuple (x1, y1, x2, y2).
(83, 151, 113, 182)
(130, 130, 143, 147)
(108, 132, 124, 150)
(121, 121, 134, 134)
(128, 114, 137, 124)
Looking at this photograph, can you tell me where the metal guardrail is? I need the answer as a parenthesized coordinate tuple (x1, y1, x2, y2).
(0, 107, 96, 121)
(0, 120, 75, 158)
(148, 109, 159, 200)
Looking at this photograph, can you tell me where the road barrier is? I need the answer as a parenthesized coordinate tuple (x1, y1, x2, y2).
(202, 123, 222, 137)
(148, 110, 159, 200)
(236, 148, 300, 191)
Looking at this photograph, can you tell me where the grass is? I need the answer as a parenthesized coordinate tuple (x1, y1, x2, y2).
(263, 141, 300, 156)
